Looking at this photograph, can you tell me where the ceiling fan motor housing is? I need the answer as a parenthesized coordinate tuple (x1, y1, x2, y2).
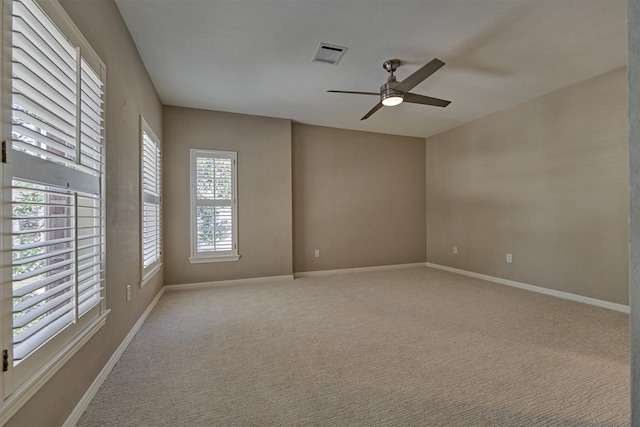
(380, 76, 404, 105)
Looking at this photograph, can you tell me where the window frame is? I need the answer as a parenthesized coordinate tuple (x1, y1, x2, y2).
(140, 117, 162, 285)
(0, 0, 108, 420)
(189, 149, 239, 263)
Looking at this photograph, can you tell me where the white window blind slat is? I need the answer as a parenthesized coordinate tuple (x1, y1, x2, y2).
(80, 123, 102, 146)
(13, 295, 74, 343)
(80, 61, 103, 106)
(78, 290, 103, 307)
(12, 222, 74, 237)
(12, 246, 74, 267)
(13, 268, 75, 299)
(13, 310, 76, 361)
(11, 18, 74, 77)
(12, 124, 76, 158)
(13, 46, 75, 95)
(13, 280, 72, 313)
(13, 76, 75, 121)
(79, 155, 101, 173)
(80, 58, 102, 86)
(13, 109, 74, 143)
(80, 103, 103, 127)
(12, 56, 75, 109)
(77, 276, 101, 291)
(12, 256, 74, 283)
(12, 61, 75, 106)
(14, 0, 76, 59)
(13, 288, 74, 328)
(80, 90, 103, 118)
(78, 294, 102, 316)
(12, 42, 75, 93)
(12, 93, 75, 135)
(80, 142, 102, 158)
(78, 272, 101, 289)
(78, 288, 103, 307)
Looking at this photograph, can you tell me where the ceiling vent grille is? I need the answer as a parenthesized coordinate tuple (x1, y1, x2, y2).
(313, 43, 347, 65)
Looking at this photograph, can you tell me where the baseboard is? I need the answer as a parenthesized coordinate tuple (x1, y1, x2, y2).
(63, 287, 166, 427)
(294, 262, 426, 278)
(426, 263, 630, 314)
(166, 274, 295, 291)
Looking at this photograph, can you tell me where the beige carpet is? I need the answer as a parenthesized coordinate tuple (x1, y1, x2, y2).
(78, 267, 629, 426)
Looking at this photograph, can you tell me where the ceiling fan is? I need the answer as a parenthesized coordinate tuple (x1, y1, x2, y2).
(328, 58, 451, 120)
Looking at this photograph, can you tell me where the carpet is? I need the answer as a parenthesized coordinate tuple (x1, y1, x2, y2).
(77, 267, 629, 426)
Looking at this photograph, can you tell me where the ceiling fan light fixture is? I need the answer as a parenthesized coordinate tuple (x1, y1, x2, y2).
(382, 95, 403, 106)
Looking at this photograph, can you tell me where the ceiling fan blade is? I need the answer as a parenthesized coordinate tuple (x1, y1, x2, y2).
(394, 58, 445, 93)
(404, 93, 451, 107)
(361, 102, 383, 120)
(327, 90, 379, 96)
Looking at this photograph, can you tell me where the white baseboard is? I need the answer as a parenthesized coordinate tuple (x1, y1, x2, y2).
(294, 262, 426, 278)
(166, 274, 295, 291)
(426, 263, 630, 313)
(63, 287, 166, 427)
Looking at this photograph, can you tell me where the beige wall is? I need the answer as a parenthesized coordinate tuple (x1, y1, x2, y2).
(163, 106, 293, 285)
(426, 67, 629, 305)
(7, 1, 164, 426)
(292, 124, 426, 272)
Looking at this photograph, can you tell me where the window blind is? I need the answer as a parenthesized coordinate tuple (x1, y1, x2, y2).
(10, 0, 105, 364)
(142, 129, 161, 271)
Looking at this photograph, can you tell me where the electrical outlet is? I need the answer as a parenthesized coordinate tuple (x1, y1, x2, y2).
(506, 253, 512, 263)
(126, 285, 131, 302)
(453, 246, 458, 254)
(314, 249, 320, 258)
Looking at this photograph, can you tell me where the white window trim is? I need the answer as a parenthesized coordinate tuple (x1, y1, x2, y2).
(189, 255, 240, 264)
(141, 263, 162, 286)
(140, 117, 162, 286)
(0, 0, 107, 416)
(189, 149, 240, 263)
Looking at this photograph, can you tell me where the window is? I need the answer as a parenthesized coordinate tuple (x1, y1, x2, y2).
(189, 150, 239, 263)
(1, 0, 107, 415)
(140, 118, 161, 283)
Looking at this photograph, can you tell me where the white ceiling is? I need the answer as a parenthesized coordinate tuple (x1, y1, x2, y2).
(114, 0, 627, 139)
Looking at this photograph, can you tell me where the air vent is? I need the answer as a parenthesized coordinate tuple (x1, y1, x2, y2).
(313, 43, 347, 65)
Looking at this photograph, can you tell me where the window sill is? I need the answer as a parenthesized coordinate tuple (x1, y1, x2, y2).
(140, 262, 163, 287)
(189, 255, 240, 264)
